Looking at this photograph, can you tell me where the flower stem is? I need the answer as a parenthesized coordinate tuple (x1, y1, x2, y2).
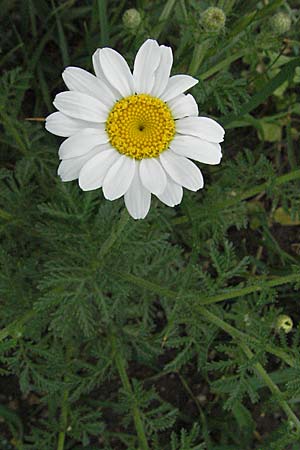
(172, 168, 300, 225)
(119, 271, 300, 307)
(97, 208, 130, 261)
(56, 389, 68, 450)
(199, 49, 245, 80)
(111, 335, 149, 450)
(97, 0, 109, 47)
(197, 273, 300, 305)
(154, 0, 177, 39)
(118, 271, 298, 367)
(56, 345, 72, 450)
(189, 41, 210, 76)
(198, 306, 300, 433)
(0, 310, 35, 342)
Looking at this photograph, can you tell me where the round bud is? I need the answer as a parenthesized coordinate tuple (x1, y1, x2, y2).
(122, 8, 142, 30)
(201, 7, 226, 33)
(270, 12, 291, 35)
(276, 314, 293, 333)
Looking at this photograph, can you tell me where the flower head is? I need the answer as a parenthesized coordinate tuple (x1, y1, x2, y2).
(270, 12, 291, 35)
(276, 314, 293, 333)
(201, 7, 226, 33)
(46, 39, 224, 219)
(123, 8, 142, 30)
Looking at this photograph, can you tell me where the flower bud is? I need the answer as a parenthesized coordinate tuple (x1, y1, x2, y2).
(201, 7, 226, 33)
(270, 12, 291, 35)
(276, 314, 293, 333)
(122, 8, 141, 30)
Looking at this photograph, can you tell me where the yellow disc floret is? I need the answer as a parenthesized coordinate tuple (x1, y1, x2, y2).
(106, 94, 175, 160)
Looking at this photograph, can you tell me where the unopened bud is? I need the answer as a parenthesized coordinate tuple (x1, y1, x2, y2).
(270, 12, 291, 35)
(276, 314, 293, 333)
(123, 8, 141, 30)
(201, 7, 226, 33)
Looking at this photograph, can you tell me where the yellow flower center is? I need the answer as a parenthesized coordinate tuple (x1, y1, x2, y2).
(106, 94, 175, 160)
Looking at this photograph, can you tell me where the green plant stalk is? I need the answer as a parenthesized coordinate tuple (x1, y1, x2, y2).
(0, 110, 27, 154)
(118, 271, 298, 367)
(56, 344, 72, 450)
(111, 336, 149, 450)
(119, 271, 300, 306)
(199, 49, 245, 80)
(0, 208, 13, 220)
(56, 388, 68, 450)
(196, 272, 300, 305)
(154, 0, 177, 39)
(97, 208, 130, 261)
(172, 168, 300, 225)
(177, 372, 211, 446)
(198, 306, 300, 433)
(222, 57, 300, 126)
(2, 271, 298, 368)
(97, 0, 109, 47)
(0, 310, 35, 342)
(286, 120, 297, 170)
(189, 41, 210, 76)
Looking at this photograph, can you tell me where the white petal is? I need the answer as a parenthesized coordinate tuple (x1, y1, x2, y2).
(53, 91, 109, 122)
(103, 155, 136, 200)
(170, 135, 222, 165)
(45, 112, 103, 137)
(159, 150, 204, 191)
(125, 164, 151, 219)
(151, 45, 173, 97)
(62, 67, 117, 107)
(139, 158, 167, 195)
(58, 128, 109, 159)
(133, 39, 161, 94)
(92, 48, 105, 79)
(92, 49, 122, 100)
(176, 117, 225, 143)
(168, 94, 198, 119)
(79, 148, 119, 191)
(161, 75, 198, 102)
(100, 48, 134, 97)
(156, 175, 183, 207)
(57, 146, 101, 182)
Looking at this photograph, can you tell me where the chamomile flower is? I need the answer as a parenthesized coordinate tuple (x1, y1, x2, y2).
(46, 39, 224, 219)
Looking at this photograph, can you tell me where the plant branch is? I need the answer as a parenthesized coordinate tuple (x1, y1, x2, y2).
(111, 335, 149, 450)
(172, 168, 300, 225)
(118, 271, 298, 367)
(198, 306, 300, 433)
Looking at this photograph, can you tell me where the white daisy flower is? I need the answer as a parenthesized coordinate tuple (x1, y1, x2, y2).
(46, 39, 224, 219)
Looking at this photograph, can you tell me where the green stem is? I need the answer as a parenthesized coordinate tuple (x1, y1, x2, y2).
(97, 208, 130, 261)
(189, 41, 210, 76)
(198, 306, 300, 433)
(0, 310, 35, 342)
(56, 389, 68, 450)
(56, 345, 72, 450)
(111, 336, 149, 450)
(118, 271, 298, 367)
(196, 306, 295, 367)
(199, 50, 245, 80)
(197, 273, 300, 306)
(154, 0, 177, 39)
(172, 168, 300, 225)
(97, 0, 109, 47)
(0, 110, 27, 154)
(119, 271, 300, 307)
(287, 120, 297, 170)
(0, 208, 13, 220)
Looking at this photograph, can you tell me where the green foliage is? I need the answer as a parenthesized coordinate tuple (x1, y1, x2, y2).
(1, 0, 300, 449)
